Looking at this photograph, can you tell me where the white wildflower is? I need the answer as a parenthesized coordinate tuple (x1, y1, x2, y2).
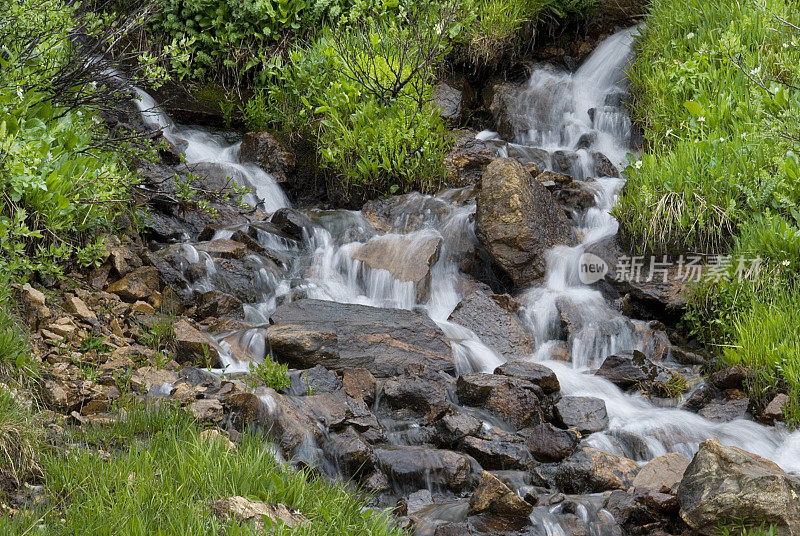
(783, 260, 791, 267)
(687, 32, 694, 39)
(698, 116, 706, 122)
(634, 160, 643, 169)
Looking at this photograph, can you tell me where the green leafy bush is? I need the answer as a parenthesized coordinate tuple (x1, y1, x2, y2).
(250, 358, 291, 391)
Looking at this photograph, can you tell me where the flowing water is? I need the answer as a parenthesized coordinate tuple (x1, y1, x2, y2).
(130, 25, 800, 535)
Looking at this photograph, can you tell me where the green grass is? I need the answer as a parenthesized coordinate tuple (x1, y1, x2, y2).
(0, 302, 39, 381)
(619, 0, 800, 426)
(0, 390, 41, 489)
(1, 402, 405, 536)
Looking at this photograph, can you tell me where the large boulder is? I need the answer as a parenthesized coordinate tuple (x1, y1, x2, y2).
(352, 231, 442, 302)
(456, 373, 543, 429)
(448, 290, 534, 361)
(523, 423, 579, 462)
(475, 158, 576, 287)
(267, 299, 454, 377)
(678, 438, 800, 535)
(632, 452, 690, 493)
(374, 446, 478, 493)
(554, 396, 609, 434)
(494, 361, 559, 394)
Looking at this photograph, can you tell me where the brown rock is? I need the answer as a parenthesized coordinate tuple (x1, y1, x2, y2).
(199, 429, 236, 451)
(342, 368, 377, 405)
(107, 266, 160, 302)
(195, 239, 248, 259)
(209, 496, 306, 529)
(64, 295, 96, 321)
(470, 471, 533, 516)
(240, 131, 295, 183)
(554, 447, 639, 493)
(763, 393, 790, 424)
(443, 130, 494, 187)
(190, 398, 223, 422)
(173, 319, 220, 366)
(632, 453, 690, 493)
(475, 158, 576, 287)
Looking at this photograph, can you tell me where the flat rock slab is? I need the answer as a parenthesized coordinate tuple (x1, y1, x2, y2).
(267, 299, 454, 378)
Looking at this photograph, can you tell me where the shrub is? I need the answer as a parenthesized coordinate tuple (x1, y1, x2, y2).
(250, 358, 291, 392)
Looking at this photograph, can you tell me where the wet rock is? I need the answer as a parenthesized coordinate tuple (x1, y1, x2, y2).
(475, 158, 576, 287)
(596, 351, 672, 390)
(710, 366, 747, 390)
(195, 239, 247, 259)
(129, 367, 179, 393)
(698, 396, 749, 422)
(449, 290, 534, 361)
(444, 131, 494, 187)
(173, 319, 220, 366)
(434, 410, 483, 447)
(341, 368, 376, 405)
(576, 132, 597, 149)
(106, 266, 160, 302)
(551, 179, 598, 221)
(105, 235, 143, 277)
(461, 435, 532, 470)
(434, 82, 464, 124)
(382, 364, 451, 414)
(352, 232, 442, 302)
(670, 346, 708, 366)
(678, 438, 800, 535)
(288, 365, 342, 396)
(552, 150, 580, 175)
(523, 423, 578, 462)
(361, 192, 453, 234)
(400, 489, 434, 516)
(374, 446, 478, 493)
(270, 208, 315, 241)
(554, 447, 639, 493)
(592, 151, 620, 178)
(632, 453, 691, 493)
(190, 398, 224, 422)
(554, 396, 608, 434)
(456, 373, 543, 428)
(267, 299, 454, 378)
(323, 427, 373, 477)
(494, 361, 559, 394)
(240, 131, 295, 183)
(604, 489, 658, 530)
(762, 393, 790, 424)
(489, 82, 527, 141)
(209, 496, 307, 529)
(435, 523, 472, 536)
(470, 471, 533, 516)
(195, 290, 243, 319)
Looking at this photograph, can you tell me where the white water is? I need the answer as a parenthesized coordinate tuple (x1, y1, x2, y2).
(128, 26, 800, 531)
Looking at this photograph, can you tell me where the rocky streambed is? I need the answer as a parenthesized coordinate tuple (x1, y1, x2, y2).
(22, 26, 800, 536)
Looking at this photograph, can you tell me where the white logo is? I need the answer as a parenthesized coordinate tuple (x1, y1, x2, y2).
(579, 252, 608, 284)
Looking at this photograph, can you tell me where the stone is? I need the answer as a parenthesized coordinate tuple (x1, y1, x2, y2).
(22, 284, 46, 308)
(195, 239, 248, 259)
(552, 150, 580, 175)
(475, 158, 575, 287)
(64, 295, 96, 321)
(209, 496, 307, 529)
(240, 131, 295, 183)
(444, 130, 494, 187)
(342, 368, 377, 405)
(382, 365, 451, 414)
(488, 82, 527, 141)
(591, 151, 620, 178)
(434, 82, 464, 124)
(710, 366, 747, 390)
(106, 266, 160, 302)
(554, 447, 639, 493)
(361, 192, 452, 234)
(435, 523, 472, 536)
(270, 208, 315, 241)
(470, 471, 533, 517)
(461, 436, 532, 470)
(190, 398, 223, 422)
(402, 489, 434, 516)
(523, 423, 578, 462)
(698, 396, 749, 423)
(173, 319, 220, 366)
(352, 232, 442, 302)
(323, 427, 373, 477)
(494, 361, 559, 394)
(374, 446, 477, 493)
(449, 291, 534, 361)
(433, 410, 483, 448)
(763, 393, 790, 424)
(596, 351, 672, 390)
(195, 290, 243, 319)
(199, 429, 236, 451)
(632, 453, 691, 493)
(267, 299, 454, 378)
(288, 365, 342, 396)
(678, 438, 800, 535)
(456, 373, 543, 429)
(129, 367, 179, 393)
(554, 396, 609, 434)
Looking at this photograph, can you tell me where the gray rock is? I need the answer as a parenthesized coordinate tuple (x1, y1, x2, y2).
(449, 291, 534, 361)
(456, 373, 543, 429)
(523, 423, 578, 462)
(434, 82, 464, 124)
(374, 446, 478, 493)
(554, 447, 639, 493)
(554, 396, 608, 434)
(240, 131, 295, 183)
(267, 299, 454, 377)
(461, 435, 532, 470)
(494, 361, 559, 394)
(591, 151, 620, 178)
(288, 365, 342, 396)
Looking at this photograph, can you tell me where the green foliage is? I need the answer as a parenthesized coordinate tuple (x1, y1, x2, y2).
(1, 402, 404, 535)
(0, 389, 41, 487)
(250, 358, 291, 392)
(718, 521, 777, 536)
(79, 334, 112, 355)
(0, 0, 137, 284)
(0, 299, 39, 380)
(616, 0, 800, 254)
(137, 315, 176, 352)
